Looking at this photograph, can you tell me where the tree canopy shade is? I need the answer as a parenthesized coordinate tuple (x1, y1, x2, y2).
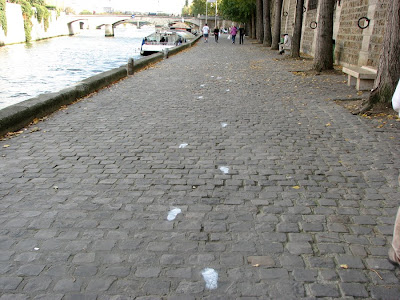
(219, 0, 256, 23)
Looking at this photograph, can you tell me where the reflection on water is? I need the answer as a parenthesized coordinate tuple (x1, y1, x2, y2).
(0, 26, 155, 110)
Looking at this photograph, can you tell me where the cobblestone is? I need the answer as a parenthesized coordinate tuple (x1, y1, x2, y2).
(0, 33, 399, 298)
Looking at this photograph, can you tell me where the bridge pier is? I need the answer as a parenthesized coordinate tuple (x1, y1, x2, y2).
(105, 24, 114, 37)
(67, 23, 75, 35)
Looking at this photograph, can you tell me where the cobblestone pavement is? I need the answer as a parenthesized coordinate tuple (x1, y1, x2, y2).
(1, 34, 400, 299)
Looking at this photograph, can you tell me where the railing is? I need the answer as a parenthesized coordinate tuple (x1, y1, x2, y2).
(144, 42, 176, 45)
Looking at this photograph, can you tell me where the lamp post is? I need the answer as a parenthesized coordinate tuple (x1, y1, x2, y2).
(215, 1, 217, 27)
(205, 0, 208, 24)
(207, 0, 217, 27)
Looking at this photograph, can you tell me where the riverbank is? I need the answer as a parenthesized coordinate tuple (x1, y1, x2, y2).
(0, 34, 202, 137)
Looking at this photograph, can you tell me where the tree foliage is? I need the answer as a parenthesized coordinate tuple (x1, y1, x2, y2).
(0, 0, 7, 36)
(64, 7, 75, 15)
(190, 0, 205, 15)
(219, 0, 255, 23)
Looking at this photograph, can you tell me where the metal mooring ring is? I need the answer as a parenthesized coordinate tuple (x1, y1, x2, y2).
(358, 17, 370, 29)
(310, 21, 317, 29)
(283, 11, 288, 17)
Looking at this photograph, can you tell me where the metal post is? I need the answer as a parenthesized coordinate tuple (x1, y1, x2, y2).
(206, 2, 208, 24)
(215, 1, 217, 27)
(127, 58, 134, 75)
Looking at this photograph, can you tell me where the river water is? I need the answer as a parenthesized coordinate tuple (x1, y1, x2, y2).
(0, 26, 155, 110)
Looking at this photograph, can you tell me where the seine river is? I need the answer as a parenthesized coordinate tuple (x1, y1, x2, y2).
(0, 26, 155, 110)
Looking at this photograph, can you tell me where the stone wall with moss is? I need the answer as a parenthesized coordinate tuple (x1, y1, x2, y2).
(0, 2, 68, 46)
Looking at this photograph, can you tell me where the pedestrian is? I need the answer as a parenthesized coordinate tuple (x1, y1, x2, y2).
(239, 25, 245, 44)
(389, 209, 400, 266)
(214, 27, 219, 43)
(388, 82, 400, 267)
(279, 34, 291, 54)
(202, 23, 210, 43)
(230, 26, 237, 44)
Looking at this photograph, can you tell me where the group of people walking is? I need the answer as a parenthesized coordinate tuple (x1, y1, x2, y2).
(202, 24, 245, 45)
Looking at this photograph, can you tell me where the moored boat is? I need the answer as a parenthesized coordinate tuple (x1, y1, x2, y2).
(140, 30, 196, 56)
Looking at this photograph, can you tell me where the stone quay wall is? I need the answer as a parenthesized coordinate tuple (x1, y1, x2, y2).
(281, 0, 390, 68)
(0, 2, 70, 46)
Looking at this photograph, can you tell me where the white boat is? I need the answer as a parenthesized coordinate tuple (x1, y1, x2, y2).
(140, 30, 196, 56)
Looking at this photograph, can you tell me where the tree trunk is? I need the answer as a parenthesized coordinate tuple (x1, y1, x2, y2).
(271, 0, 283, 50)
(312, 0, 335, 71)
(366, 0, 400, 109)
(251, 11, 256, 39)
(256, 0, 264, 43)
(263, 0, 272, 47)
(291, 0, 305, 58)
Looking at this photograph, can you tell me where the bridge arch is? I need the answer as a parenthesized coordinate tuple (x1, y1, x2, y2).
(67, 19, 88, 35)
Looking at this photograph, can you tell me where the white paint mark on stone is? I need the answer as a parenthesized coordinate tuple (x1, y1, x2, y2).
(200, 84, 205, 87)
(179, 143, 188, 148)
(211, 76, 215, 78)
(221, 122, 228, 128)
(34, 247, 40, 251)
(219, 166, 229, 174)
(226, 89, 230, 92)
(202, 268, 218, 290)
(198, 96, 204, 99)
(167, 208, 182, 221)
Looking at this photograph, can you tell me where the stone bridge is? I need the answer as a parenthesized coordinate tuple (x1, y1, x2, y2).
(66, 15, 201, 37)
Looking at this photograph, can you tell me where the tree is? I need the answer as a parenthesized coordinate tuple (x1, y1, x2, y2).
(251, 10, 256, 38)
(219, 0, 255, 24)
(191, 0, 206, 15)
(291, 0, 305, 58)
(312, 0, 335, 71)
(64, 7, 75, 15)
(0, 0, 7, 36)
(256, 0, 263, 43)
(358, 0, 400, 112)
(263, 0, 272, 46)
(182, 0, 191, 16)
(271, 0, 283, 50)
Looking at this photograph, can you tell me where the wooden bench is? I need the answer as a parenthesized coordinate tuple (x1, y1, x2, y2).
(342, 65, 377, 91)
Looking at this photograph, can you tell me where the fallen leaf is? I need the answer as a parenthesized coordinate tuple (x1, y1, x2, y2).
(326, 123, 331, 127)
(3, 145, 10, 148)
(252, 264, 260, 267)
(340, 264, 348, 269)
(292, 186, 300, 190)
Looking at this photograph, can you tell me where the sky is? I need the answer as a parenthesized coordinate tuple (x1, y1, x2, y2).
(60, 0, 188, 15)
